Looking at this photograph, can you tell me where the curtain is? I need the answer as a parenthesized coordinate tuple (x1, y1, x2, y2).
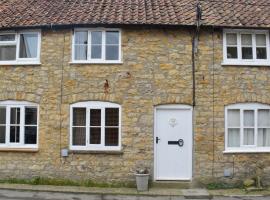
(72, 108, 86, 146)
(258, 110, 270, 127)
(74, 31, 87, 60)
(244, 110, 254, 126)
(228, 128, 240, 147)
(228, 109, 240, 127)
(19, 34, 38, 58)
(226, 33, 237, 45)
(241, 34, 252, 46)
(243, 128, 254, 145)
(256, 34, 266, 46)
(258, 128, 270, 147)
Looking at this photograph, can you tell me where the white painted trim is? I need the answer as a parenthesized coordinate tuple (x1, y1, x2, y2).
(154, 104, 193, 181)
(223, 29, 270, 66)
(71, 28, 122, 64)
(69, 101, 121, 151)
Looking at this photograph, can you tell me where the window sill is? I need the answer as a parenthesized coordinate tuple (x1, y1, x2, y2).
(0, 148, 38, 152)
(222, 61, 270, 66)
(69, 150, 123, 155)
(223, 149, 270, 154)
(0, 62, 41, 66)
(69, 61, 123, 65)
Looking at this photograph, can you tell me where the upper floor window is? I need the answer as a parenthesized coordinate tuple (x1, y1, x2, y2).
(70, 101, 121, 151)
(225, 103, 270, 153)
(0, 31, 41, 65)
(0, 101, 38, 148)
(72, 29, 121, 64)
(223, 29, 270, 66)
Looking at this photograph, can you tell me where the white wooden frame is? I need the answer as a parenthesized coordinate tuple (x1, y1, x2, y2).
(69, 101, 121, 151)
(0, 100, 39, 149)
(71, 28, 122, 64)
(224, 103, 270, 153)
(153, 104, 193, 181)
(222, 29, 270, 66)
(0, 30, 41, 65)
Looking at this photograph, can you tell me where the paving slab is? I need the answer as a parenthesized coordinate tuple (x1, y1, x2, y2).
(182, 189, 212, 199)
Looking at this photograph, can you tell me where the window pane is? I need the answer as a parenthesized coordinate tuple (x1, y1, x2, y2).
(10, 126, 20, 143)
(19, 33, 38, 58)
(73, 108, 86, 126)
(0, 126, 5, 143)
(72, 127, 86, 146)
(105, 45, 119, 60)
(25, 126, 37, 144)
(105, 108, 119, 126)
(90, 127, 101, 144)
(75, 45, 87, 60)
(258, 109, 270, 127)
(256, 34, 266, 46)
(227, 109, 240, 127)
(242, 47, 253, 59)
(241, 34, 252, 46)
(258, 128, 270, 147)
(244, 110, 254, 126)
(75, 31, 88, 45)
(0, 107, 6, 124)
(91, 31, 102, 45)
(0, 34, 15, 41)
(0, 46, 16, 61)
(25, 107, 37, 125)
(105, 128, 119, 146)
(90, 109, 101, 126)
(243, 128, 254, 145)
(228, 128, 240, 147)
(227, 47, 238, 59)
(91, 45, 102, 59)
(10, 108, 20, 124)
(257, 48, 267, 59)
(106, 31, 119, 45)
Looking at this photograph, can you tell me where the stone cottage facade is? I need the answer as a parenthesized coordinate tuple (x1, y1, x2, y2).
(0, 0, 270, 185)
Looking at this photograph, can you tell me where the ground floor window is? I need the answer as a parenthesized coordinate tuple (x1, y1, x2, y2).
(225, 103, 270, 152)
(70, 101, 121, 151)
(0, 101, 38, 148)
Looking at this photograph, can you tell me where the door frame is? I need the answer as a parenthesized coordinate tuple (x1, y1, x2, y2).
(154, 104, 193, 181)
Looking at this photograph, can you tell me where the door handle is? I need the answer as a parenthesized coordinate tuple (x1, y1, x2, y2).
(168, 139, 184, 147)
(156, 137, 160, 144)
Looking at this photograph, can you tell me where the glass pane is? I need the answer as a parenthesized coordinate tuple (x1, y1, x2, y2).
(25, 107, 37, 125)
(19, 33, 38, 58)
(25, 126, 37, 144)
(258, 128, 270, 147)
(74, 45, 87, 60)
(91, 45, 102, 59)
(257, 48, 267, 59)
(258, 109, 270, 127)
(105, 45, 119, 60)
(105, 108, 119, 126)
(75, 31, 88, 45)
(0, 126, 5, 143)
(242, 47, 253, 59)
(72, 127, 86, 146)
(105, 128, 119, 146)
(0, 46, 16, 61)
(256, 34, 266, 46)
(226, 33, 237, 45)
(0, 34, 15, 41)
(241, 34, 252, 46)
(227, 47, 238, 59)
(106, 31, 119, 45)
(91, 31, 102, 45)
(244, 110, 254, 126)
(10, 126, 20, 143)
(90, 109, 101, 126)
(10, 108, 20, 124)
(243, 128, 254, 145)
(73, 108, 86, 126)
(0, 107, 6, 124)
(90, 127, 101, 144)
(227, 109, 240, 127)
(228, 128, 240, 147)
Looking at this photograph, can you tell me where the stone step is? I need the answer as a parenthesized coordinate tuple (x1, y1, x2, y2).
(151, 181, 192, 189)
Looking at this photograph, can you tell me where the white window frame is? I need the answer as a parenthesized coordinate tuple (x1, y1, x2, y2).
(0, 100, 39, 149)
(70, 101, 121, 151)
(222, 29, 270, 66)
(0, 30, 41, 65)
(71, 28, 122, 64)
(225, 103, 270, 153)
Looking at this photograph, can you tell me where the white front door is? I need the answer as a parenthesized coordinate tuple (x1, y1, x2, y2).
(155, 105, 193, 180)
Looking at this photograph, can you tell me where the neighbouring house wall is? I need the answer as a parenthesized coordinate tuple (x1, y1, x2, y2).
(0, 28, 193, 182)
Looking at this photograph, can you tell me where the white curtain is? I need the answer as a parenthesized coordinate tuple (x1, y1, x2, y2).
(244, 110, 254, 126)
(228, 109, 240, 127)
(228, 128, 240, 147)
(74, 31, 87, 60)
(258, 128, 270, 147)
(20, 34, 38, 58)
(258, 110, 270, 127)
(241, 34, 252, 46)
(243, 128, 254, 145)
(256, 34, 266, 46)
(226, 33, 237, 45)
